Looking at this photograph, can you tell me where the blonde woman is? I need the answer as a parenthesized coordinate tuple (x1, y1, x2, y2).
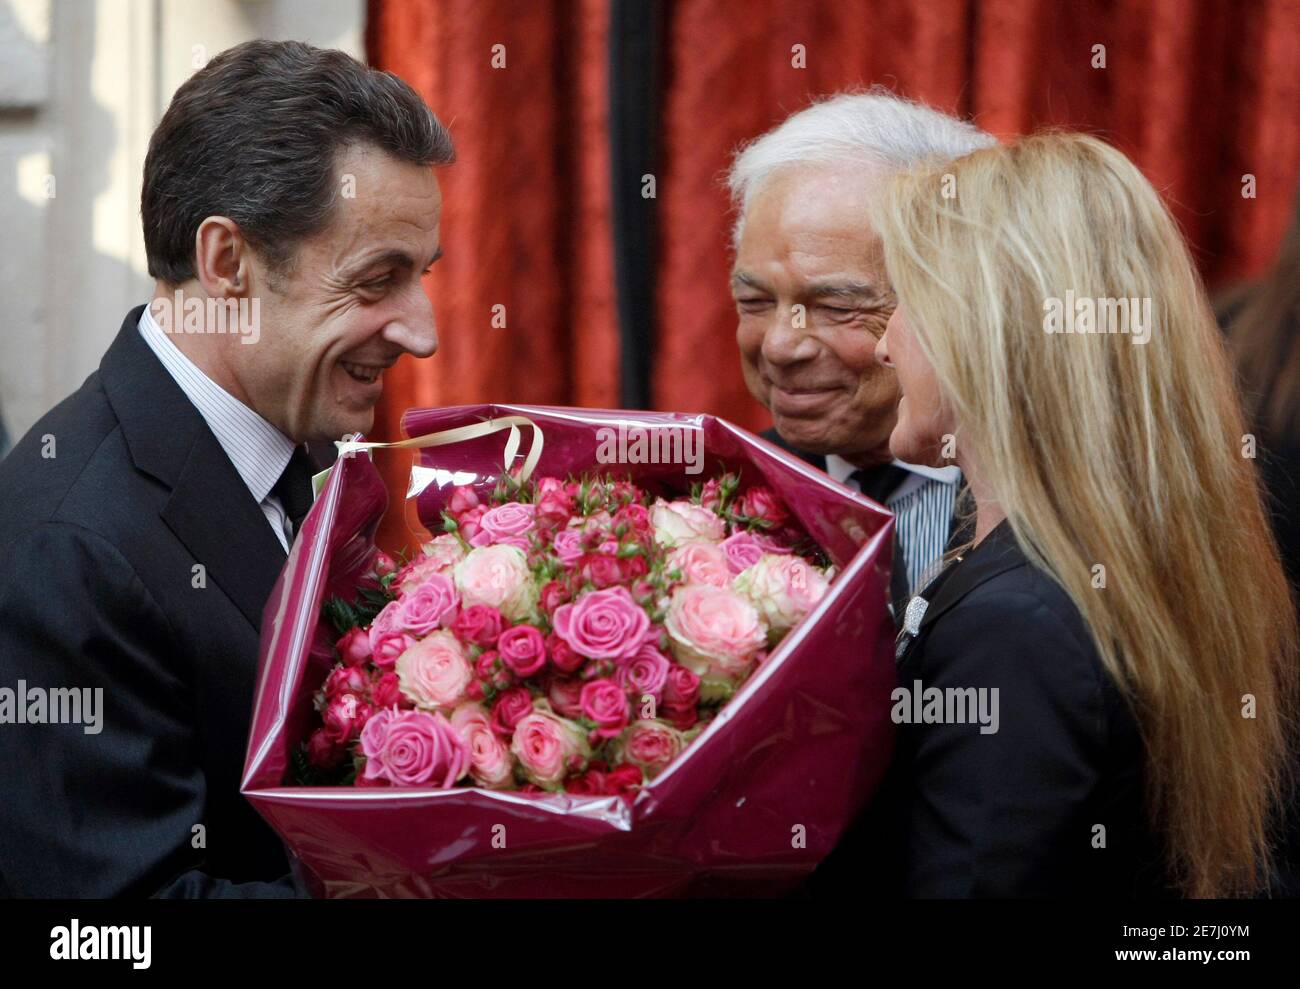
(870, 132, 1297, 898)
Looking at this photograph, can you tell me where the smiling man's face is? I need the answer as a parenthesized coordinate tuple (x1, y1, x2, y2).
(237, 142, 444, 442)
(732, 164, 900, 467)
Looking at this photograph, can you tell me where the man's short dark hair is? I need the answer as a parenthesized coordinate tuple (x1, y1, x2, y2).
(142, 40, 454, 285)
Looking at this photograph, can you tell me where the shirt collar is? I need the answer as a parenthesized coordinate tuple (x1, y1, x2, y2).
(825, 452, 962, 487)
(137, 304, 295, 504)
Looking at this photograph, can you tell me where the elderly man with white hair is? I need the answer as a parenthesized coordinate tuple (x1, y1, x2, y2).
(728, 89, 995, 620)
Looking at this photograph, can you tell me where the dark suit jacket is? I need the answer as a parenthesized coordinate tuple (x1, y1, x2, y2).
(762, 427, 1164, 896)
(0, 307, 298, 897)
(874, 520, 1169, 896)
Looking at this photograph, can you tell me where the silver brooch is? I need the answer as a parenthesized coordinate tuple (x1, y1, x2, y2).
(902, 596, 929, 637)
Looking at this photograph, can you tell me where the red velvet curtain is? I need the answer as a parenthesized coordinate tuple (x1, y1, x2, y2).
(367, 0, 1300, 537)
(653, 0, 1300, 430)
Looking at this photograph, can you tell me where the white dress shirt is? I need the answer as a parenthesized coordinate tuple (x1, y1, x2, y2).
(826, 452, 961, 595)
(137, 305, 297, 553)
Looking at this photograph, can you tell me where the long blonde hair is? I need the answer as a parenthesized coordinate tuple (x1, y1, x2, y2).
(874, 132, 1298, 897)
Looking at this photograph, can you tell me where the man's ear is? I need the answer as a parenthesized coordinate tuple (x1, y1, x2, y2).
(193, 216, 252, 297)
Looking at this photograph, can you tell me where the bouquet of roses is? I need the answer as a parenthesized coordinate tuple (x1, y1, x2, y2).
(298, 470, 835, 799)
(243, 405, 896, 897)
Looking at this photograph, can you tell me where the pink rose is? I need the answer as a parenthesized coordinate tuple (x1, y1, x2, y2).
(370, 670, 404, 709)
(306, 727, 346, 771)
(539, 580, 572, 615)
(619, 719, 685, 779)
(371, 551, 398, 577)
(720, 531, 766, 575)
(371, 630, 416, 670)
(552, 586, 650, 661)
(551, 529, 585, 565)
(662, 664, 701, 709)
(451, 604, 505, 646)
(323, 691, 371, 744)
(576, 553, 625, 589)
(447, 485, 480, 516)
(535, 484, 575, 528)
(698, 478, 722, 512)
(395, 536, 466, 594)
(605, 762, 645, 802)
(395, 630, 473, 711)
(396, 573, 460, 637)
(368, 600, 416, 669)
(453, 545, 537, 622)
(733, 554, 830, 634)
(491, 686, 534, 736)
(612, 503, 651, 538)
(667, 541, 732, 588)
(450, 703, 515, 788)
(336, 626, 372, 667)
(456, 505, 487, 542)
(664, 584, 767, 679)
(615, 643, 671, 703)
(324, 664, 368, 698)
(360, 707, 470, 787)
(497, 624, 548, 678)
(477, 502, 536, 544)
(547, 677, 585, 719)
(475, 648, 503, 680)
(580, 678, 631, 739)
(737, 485, 790, 527)
(510, 708, 591, 788)
(649, 498, 725, 548)
(547, 632, 584, 674)
(564, 769, 607, 796)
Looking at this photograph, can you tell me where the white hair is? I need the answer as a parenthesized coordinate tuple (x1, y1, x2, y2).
(727, 88, 997, 245)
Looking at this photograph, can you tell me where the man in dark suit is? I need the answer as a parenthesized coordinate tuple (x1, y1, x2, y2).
(725, 91, 996, 618)
(0, 41, 453, 897)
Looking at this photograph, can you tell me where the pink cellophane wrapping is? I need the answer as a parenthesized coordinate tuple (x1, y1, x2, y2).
(242, 404, 898, 897)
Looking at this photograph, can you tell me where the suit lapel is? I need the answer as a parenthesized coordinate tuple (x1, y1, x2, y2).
(101, 307, 288, 632)
(895, 519, 1027, 666)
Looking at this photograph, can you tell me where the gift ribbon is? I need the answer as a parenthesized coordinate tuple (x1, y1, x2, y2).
(311, 415, 544, 498)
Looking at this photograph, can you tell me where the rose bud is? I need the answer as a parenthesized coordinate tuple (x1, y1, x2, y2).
(605, 762, 645, 801)
(475, 649, 502, 679)
(564, 770, 607, 796)
(447, 485, 480, 515)
(324, 664, 369, 698)
(306, 727, 346, 771)
(336, 627, 373, 667)
(369, 671, 404, 709)
(546, 633, 584, 675)
(490, 686, 534, 736)
(452, 604, 506, 647)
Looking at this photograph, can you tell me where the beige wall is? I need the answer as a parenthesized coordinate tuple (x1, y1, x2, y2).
(0, 0, 364, 444)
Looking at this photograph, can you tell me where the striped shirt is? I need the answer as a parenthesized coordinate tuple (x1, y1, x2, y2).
(137, 304, 297, 553)
(827, 453, 961, 595)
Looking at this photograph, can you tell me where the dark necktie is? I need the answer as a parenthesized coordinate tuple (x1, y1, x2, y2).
(849, 464, 912, 626)
(272, 445, 317, 542)
(849, 463, 910, 505)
